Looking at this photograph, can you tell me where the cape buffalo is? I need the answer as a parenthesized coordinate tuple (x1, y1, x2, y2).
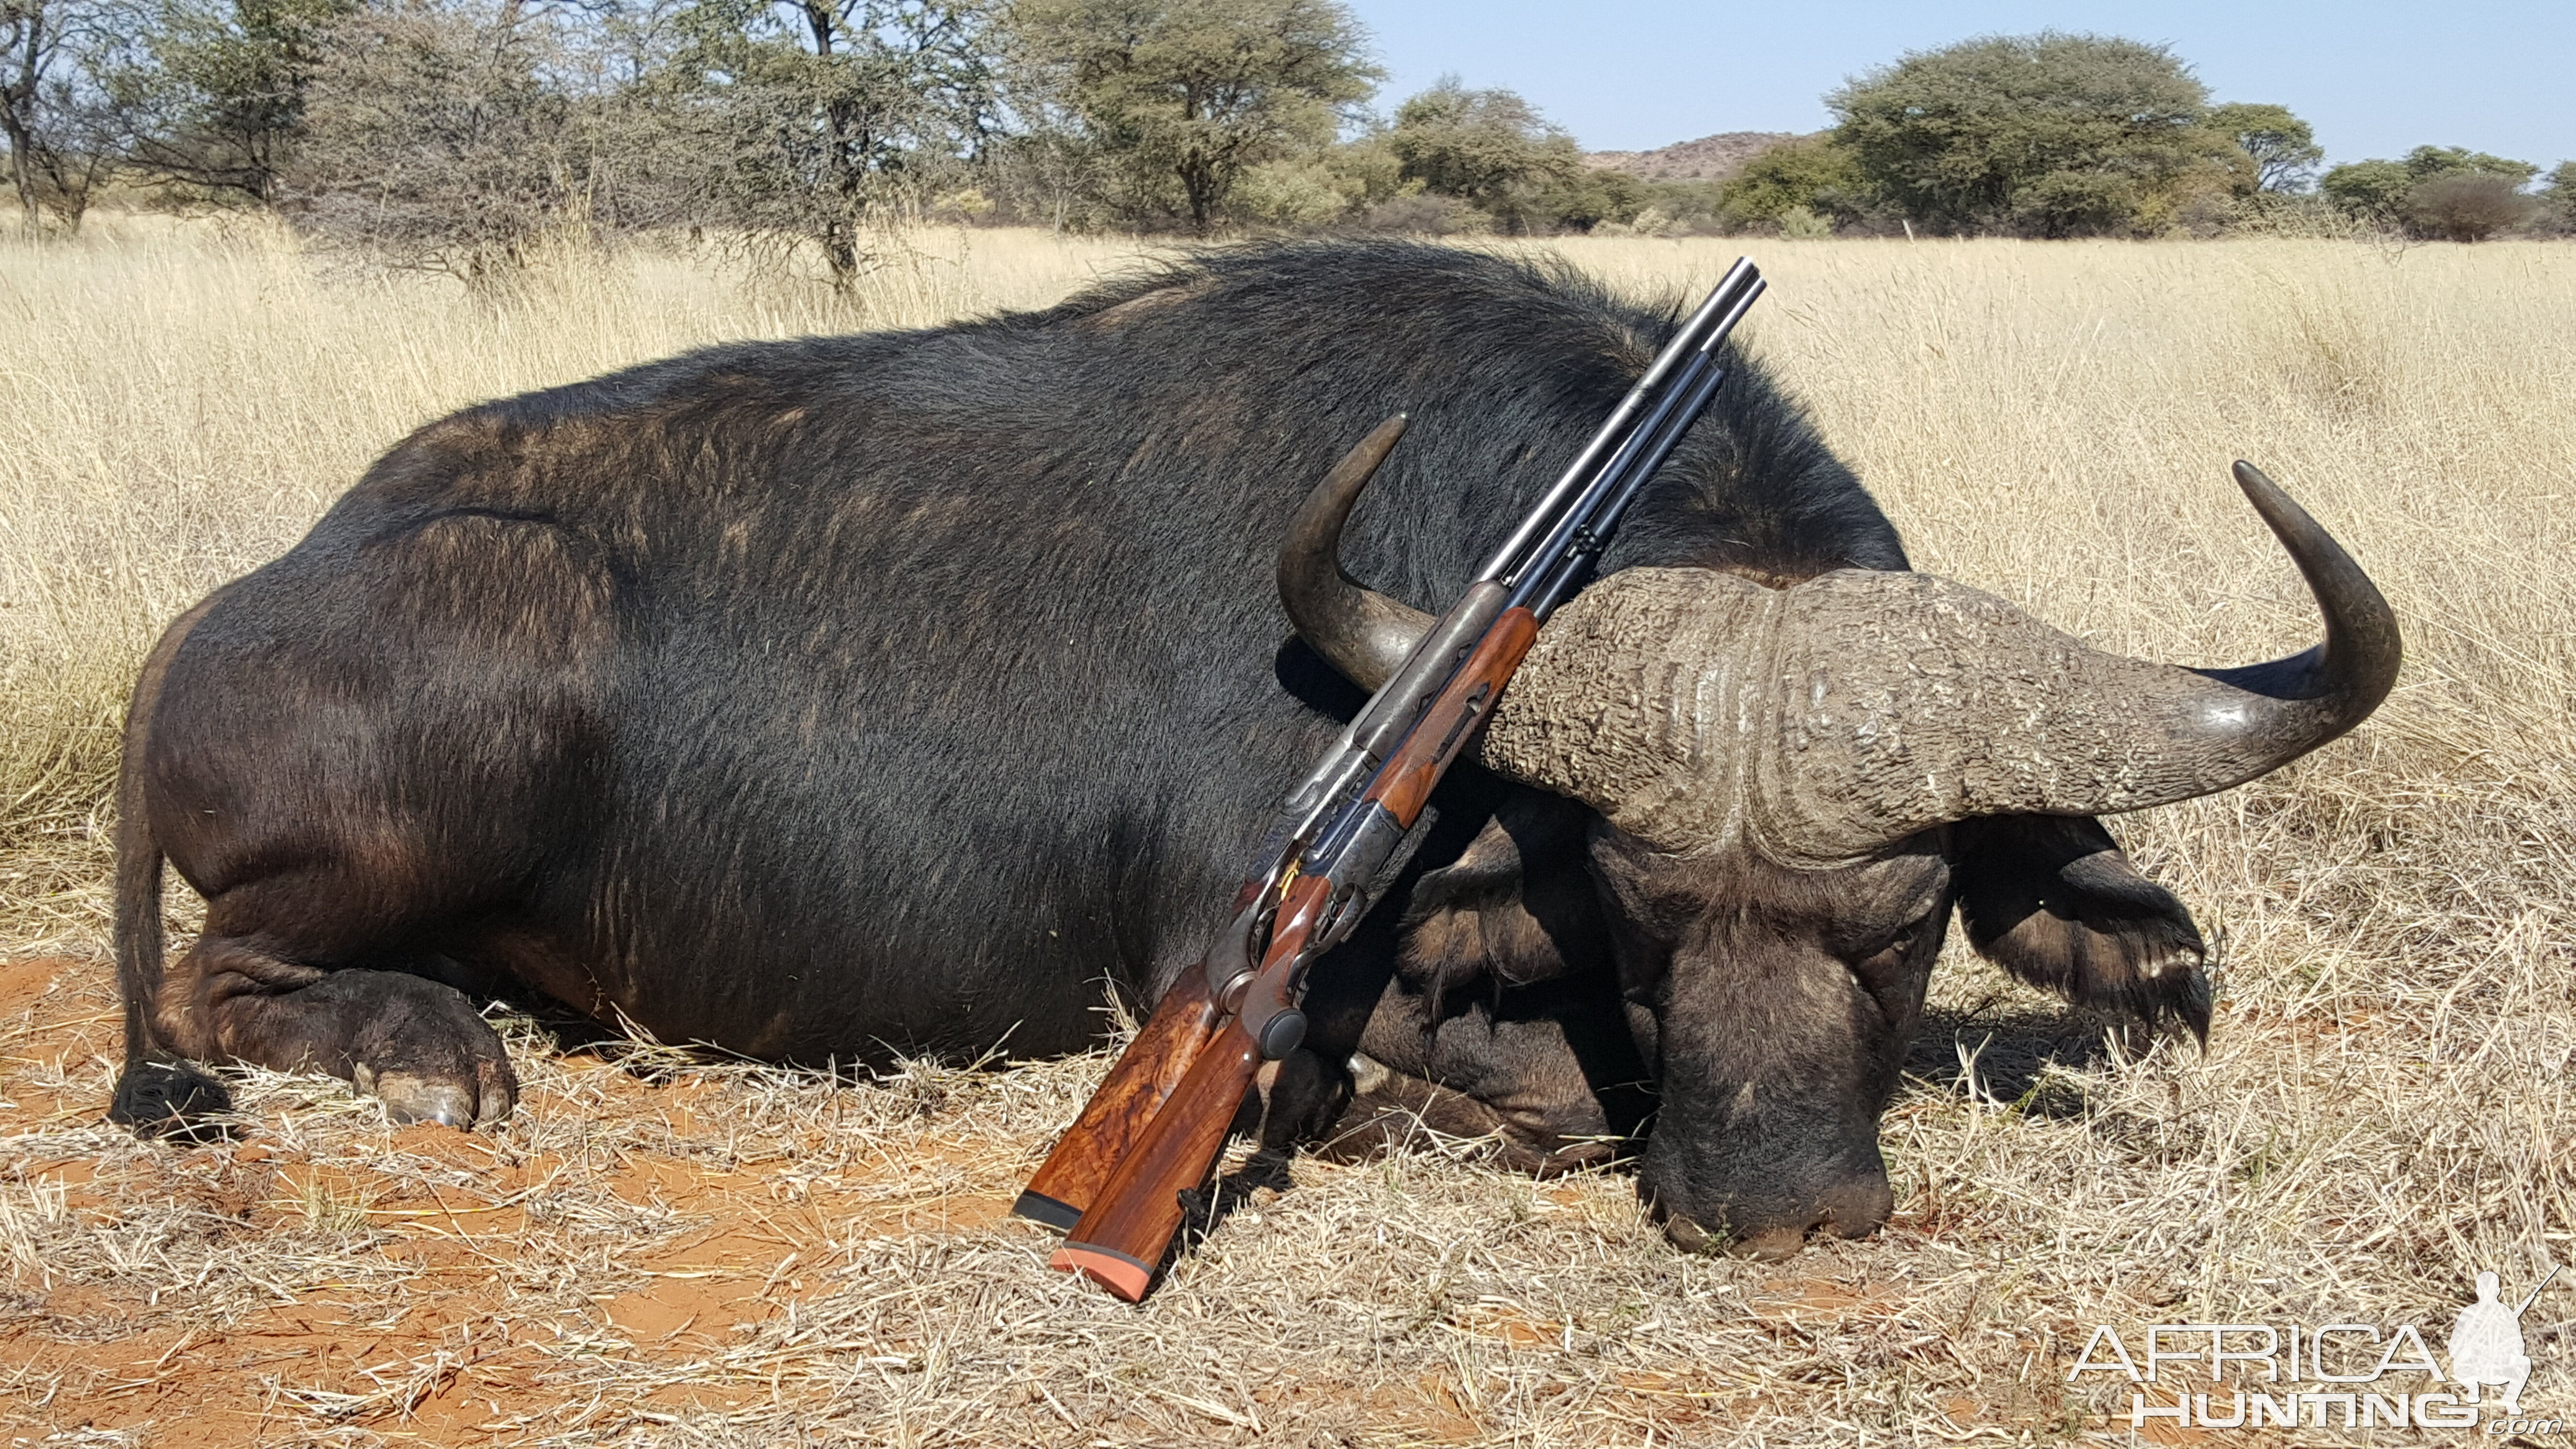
(109, 242, 2397, 1259)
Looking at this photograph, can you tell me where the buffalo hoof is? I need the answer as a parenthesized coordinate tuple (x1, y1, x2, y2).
(110, 1058, 236, 1141)
(1661, 1214, 1798, 1261)
(354, 1058, 515, 1127)
(1656, 1177, 1894, 1260)
(316, 970, 519, 1128)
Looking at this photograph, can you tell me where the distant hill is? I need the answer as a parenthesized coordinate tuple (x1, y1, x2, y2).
(1582, 132, 1810, 184)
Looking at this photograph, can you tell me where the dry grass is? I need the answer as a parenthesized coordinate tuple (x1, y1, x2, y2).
(3, 223, 2573, 1445)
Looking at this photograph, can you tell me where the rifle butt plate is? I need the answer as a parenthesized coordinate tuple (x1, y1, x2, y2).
(1011, 1190, 1082, 1231)
(1050, 1243, 1156, 1302)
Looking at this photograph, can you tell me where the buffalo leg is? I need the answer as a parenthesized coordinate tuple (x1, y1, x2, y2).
(113, 510, 610, 1133)
(146, 934, 515, 1127)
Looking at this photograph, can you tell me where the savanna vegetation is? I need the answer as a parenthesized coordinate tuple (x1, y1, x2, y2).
(5, 0, 2568, 271)
(2, 222, 2570, 1443)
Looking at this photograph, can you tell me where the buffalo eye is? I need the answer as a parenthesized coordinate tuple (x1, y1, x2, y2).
(1844, 918, 1936, 992)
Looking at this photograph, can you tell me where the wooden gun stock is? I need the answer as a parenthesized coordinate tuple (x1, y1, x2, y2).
(1042, 620, 1535, 1299)
(1048, 1017, 1261, 1299)
(1048, 872, 1335, 1299)
(1017, 885, 1275, 1228)
(1012, 964, 1220, 1229)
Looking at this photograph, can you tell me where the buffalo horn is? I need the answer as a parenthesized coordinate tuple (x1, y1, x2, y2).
(1477, 464, 2401, 865)
(1275, 415, 1432, 690)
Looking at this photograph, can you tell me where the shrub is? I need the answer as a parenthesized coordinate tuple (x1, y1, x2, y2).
(2005, 167, 2144, 239)
(2539, 161, 2576, 235)
(1232, 155, 1349, 227)
(2320, 159, 2412, 222)
(1351, 189, 1480, 234)
(1593, 204, 1670, 237)
(1776, 205, 1830, 239)
(2326, 145, 2540, 239)
(1718, 134, 1866, 230)
(1535, 164, 1652, 233)
(2404, 174, 2533, 242)
(1317, 132, 1402, 210)
(1385, 78, 1580, 234)
(288, 0, 609, 280)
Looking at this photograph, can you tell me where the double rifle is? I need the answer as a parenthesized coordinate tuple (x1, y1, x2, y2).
(1013, 259, 1769, 1301)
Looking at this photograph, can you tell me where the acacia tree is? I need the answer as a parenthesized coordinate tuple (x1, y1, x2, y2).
(117, 0, 353, 204)
(289, 0, 616, 279)
(660, 0, 999, 279)
(1828, 32, 2236, 237)
(1009, 0, 1375, 233)
(1, 0, 129, 231)
(985, 120, 1096, 233)
(2541, 161, 2576, 235)
(1, 0, 69, 228)
(2206, 101, 2320, 193)
(1383, 77, 1576, 232)
(2319, 158, 2407, 220)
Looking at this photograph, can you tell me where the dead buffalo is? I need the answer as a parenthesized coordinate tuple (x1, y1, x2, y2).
(109, 242, 2396, 1258)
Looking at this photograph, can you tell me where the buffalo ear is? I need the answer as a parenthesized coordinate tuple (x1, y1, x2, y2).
(1952, 814, 2211, 1043)
(1396, 791, 1603, 1014)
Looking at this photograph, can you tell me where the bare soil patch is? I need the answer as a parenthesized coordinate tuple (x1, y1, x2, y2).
(4, 951, 2111, 1447)
(0, 956, 1019, 1443)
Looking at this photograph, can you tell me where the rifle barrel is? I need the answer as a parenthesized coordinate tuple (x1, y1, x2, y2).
(1495, 279, 1759, 601)
(2516, 1264, 2561, 1316)
(1476, 258, 1762, 585)
(1505, 274, 1765, 620)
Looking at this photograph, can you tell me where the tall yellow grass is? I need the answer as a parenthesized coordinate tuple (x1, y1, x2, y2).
(3, 219, 2572, 1441)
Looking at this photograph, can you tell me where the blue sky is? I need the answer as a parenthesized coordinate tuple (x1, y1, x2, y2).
(1348, 0, 2575, 171)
